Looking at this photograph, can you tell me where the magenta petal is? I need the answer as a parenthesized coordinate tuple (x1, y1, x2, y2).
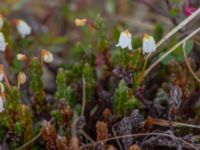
(185, 6, 197, 16)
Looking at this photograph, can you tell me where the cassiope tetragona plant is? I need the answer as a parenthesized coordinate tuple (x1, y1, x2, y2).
(55, 68, 76, 107)
(114, 80, 144, 116)
(29, 57, 45, 101)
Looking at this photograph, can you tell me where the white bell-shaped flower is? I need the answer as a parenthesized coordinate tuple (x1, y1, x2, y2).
(142, 34, 156, 54)
(0, 95, 4, 112)
(0, 32, 7, 52)
(116, 30, 132, 50)
(16, 20, 31, 38)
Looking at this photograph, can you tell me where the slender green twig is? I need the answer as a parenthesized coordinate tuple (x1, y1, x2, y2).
(143, 26, 200, 77)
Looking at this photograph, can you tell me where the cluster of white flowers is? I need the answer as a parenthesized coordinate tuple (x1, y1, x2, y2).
(116, 30, 156, 54)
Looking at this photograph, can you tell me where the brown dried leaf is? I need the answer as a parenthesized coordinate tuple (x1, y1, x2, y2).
(41, 121, 57, 149)
(56, 136, 68, 150)
(129, 144, 140, 150)
(96, 121, 108, 141)
(103, 108, 112, 122)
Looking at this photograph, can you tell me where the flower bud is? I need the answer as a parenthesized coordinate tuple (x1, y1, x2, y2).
(18, 72, 27, 86)
(41, 49, 54, 63)
(16, 53, 28, 61)
(0, 14, 4, 30)
(75, 18, 87, 27)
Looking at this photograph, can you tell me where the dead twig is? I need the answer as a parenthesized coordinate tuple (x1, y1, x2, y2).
(85, 132, 198, 150)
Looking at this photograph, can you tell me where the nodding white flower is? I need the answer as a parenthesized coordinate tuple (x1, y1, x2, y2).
(75, 18, 87, 27)
(0, 95, 4, 112)
(116, 30, 132, 50)
(16, 19, 31, 38)
(16, 53, 28, 61)
(41, 49, 54, 63)
(142, 34, 156, 54)
(0, 32, 7, 52)
(0, 14, 4, 30)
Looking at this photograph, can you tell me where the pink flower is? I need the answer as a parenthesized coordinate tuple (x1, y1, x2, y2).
(185, 5, 197, 16)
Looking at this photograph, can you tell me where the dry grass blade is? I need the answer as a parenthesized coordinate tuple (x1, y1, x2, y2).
(81, 77, 86, 116)
(16, 118, 54, 150)
(85, 132, 198, 150)
(149, 116, 200, 129)
(183, 41, 200, 83)
(143, 26, 200, 77)
(150, 8, 200, 58)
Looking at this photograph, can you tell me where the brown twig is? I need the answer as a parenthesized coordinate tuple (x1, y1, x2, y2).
(81, 77, 86, 116)
(16, 118, 54, 150)
(112, 124, 123, 150)
(182, 41, 200, 83)
(84, 132, 198, 149)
